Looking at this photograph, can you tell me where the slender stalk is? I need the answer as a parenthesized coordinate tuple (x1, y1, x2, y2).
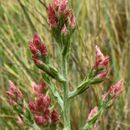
(62, 55, 71, 130)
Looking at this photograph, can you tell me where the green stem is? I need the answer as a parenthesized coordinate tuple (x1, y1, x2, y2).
(32, 123, 41, 130)
(68, 79, 91, 99)
(62, 55, 71, 130)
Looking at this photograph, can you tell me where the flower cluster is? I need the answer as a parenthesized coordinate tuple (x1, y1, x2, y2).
(6, 80, 23, 105)
(103, 80, 123, 102)
(48, 0, 76, 34)
(29, 33, 48, 65)
(28, 81, 59, 126)
(93, 46, 110, 80)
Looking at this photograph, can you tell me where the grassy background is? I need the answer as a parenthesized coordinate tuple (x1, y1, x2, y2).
(0, 0, 130, 129)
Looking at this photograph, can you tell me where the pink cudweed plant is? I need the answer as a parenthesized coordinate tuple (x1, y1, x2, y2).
(6, 0, 125, 128)
(6, 80, 23, 105)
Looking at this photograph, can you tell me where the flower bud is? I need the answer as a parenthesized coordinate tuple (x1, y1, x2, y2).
(34, 115, 47, 126)
(48, 4, 58, 28)
(7, 80, 23, 105)
(70, 14, 76, 28)
(51, 110, 59, 124)
(28, 101, 36, 112)
(97, 71, 107, 79)
(88, 106, 98, 120)
(61, 24, 67, 35)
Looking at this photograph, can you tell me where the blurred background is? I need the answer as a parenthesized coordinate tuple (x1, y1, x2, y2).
(0, 0, 130, 129)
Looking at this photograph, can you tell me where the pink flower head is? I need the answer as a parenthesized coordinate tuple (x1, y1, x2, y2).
(88, 106, 98, 120)
(109, 80, 123, 98)
(7, 80, 23, 105)
(59, 0, 68, 13)
(51, 110, 59, 124)
(48, 4, 58, 28)
(70, 14, 76, 28)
